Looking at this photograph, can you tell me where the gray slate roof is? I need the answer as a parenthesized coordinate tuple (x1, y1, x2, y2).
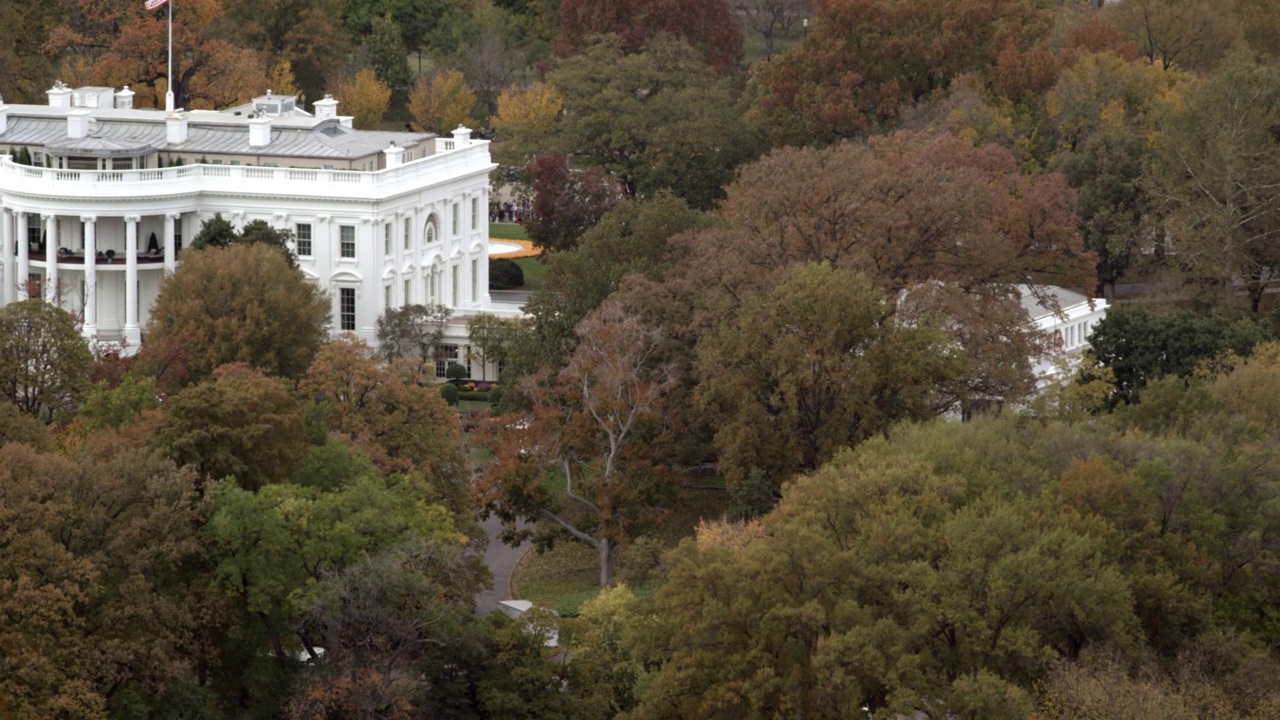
(0, 104, 433, 161)
(1019, 284, 1090, 321)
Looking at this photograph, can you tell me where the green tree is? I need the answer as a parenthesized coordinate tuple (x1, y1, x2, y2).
(146, 243, 330, 384)
(695, 263, 959, 488)
(367, 11, 411, 89)
(0, 298, 93, 422)
(206, 476, 463, 668)
(466, 313, 523, 381)
(544, 37, 756, 209)
(374, 302, 452, 372)
(151, 363, 310, 491)
(1088, 306, 1272, 407)
(287, 538, 489, 718)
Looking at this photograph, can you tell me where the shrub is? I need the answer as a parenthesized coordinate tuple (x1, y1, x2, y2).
(458, 391, 490, 401)
(439, 382, 460, 406)
(489, 258, 525, 289)
(445, 363, 469, 382)
(727, 467, 777, 521)
(487, 386, 504, 408)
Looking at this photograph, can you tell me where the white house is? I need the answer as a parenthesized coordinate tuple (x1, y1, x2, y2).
(0, 82, 520, 377)
(1020, 285, 1109, 385)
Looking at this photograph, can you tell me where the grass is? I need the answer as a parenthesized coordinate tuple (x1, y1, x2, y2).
(513, 257, 545, 291)
(489, 223, 528, 241)
(511, 486, 730, 616)
(457, 399, 491, 412)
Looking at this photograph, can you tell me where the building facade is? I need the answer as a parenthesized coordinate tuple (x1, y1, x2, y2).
(0, 83, 518, 374)
(1021, 285, 1109, 385)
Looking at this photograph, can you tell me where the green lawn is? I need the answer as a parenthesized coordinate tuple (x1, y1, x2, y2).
(489, 223, 528, 240)
(511, 487, 729, 616)
(513, 257, 545, 291)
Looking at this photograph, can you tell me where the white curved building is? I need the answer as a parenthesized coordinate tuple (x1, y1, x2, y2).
(0, 83, 516, 372)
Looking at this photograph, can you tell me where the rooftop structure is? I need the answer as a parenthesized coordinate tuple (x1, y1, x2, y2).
(0, 83, 518, 375)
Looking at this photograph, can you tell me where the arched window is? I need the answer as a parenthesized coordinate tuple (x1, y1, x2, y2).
(423, 216, 439, 246)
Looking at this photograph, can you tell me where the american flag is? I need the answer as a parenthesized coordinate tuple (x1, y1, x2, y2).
(145, 0, 169, 10)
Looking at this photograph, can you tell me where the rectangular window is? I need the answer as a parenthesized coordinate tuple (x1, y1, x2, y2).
(465, 345, 473, 377)
(340, 225, 355, 258)
(404, 279, 411, 306)
(384, 223, 391, 256)
(451, 264, 459, 306)
(436, 344, 458, 379)
(470, 259, 478, 303)
(27, 214, 41, 249)
(452, 203, 459, 235)
(428, 271, 435, 303)
(295, 223, 312, 257)
(174, 219, 183, 252)
(404, 217, 411, 251)
(384, 284, 392, 310)
(339, 287, 356, 330)
(471, 198, 478, 230)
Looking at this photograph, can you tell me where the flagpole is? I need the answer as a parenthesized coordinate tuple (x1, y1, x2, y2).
(165, 0, 174, 112)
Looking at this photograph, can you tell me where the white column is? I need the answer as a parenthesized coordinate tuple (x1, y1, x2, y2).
(164, 212, 177, 273)
(16, 212, 28, 300)
(44, 215, 58, 306)
(125, 215, 141, 345)
(82, 216, 97, 338)
(1, 208, 13, 305)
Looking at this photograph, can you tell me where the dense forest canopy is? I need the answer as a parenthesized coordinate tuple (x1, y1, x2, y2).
(5, 0, 1280, 717)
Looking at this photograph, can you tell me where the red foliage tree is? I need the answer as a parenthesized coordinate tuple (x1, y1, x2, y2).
(524, 154, 621, 254)
(554, 0, 743, 72)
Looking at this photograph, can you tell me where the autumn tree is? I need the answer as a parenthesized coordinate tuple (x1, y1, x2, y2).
(489, 82, 563, 168)
(331, 67, 393, 129)
(300, 336, 468, 509)
(0, 299, 93, 422)
(146, 243, 331, 384)
(516, 194, 710, 376)
(756, 0, 1052, 143)
(1103, 0, 1242, 71)
(696, 263, 959, 488)
(630, 437, 1134, 718)
(635, 132, 1094, 417)
(523, 154, 621, 254)
(1145, 55, 1280, 312)
(480, 301, 677, 587)
(408, 69, 478, 134)
(151, 363, 310, 491)
(0, 443, 212, 718)
(225, 0, 349, 102)
(555, 0, 744, 72)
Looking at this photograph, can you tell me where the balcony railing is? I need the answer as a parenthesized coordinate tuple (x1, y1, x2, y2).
(28, 248, 170, 266)
(0, 137, 493, 201)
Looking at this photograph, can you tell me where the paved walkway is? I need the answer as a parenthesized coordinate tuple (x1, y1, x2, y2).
(475, 513, 532, 615)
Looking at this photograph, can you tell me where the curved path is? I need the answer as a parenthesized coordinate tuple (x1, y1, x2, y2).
(475, 513, 532, 615)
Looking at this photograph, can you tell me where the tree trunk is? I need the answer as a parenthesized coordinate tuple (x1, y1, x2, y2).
(599, 537, 614, 587)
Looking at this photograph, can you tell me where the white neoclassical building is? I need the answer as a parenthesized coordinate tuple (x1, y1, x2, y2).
(0, 82, 520, 374)
(1021, 285, 1109, 385)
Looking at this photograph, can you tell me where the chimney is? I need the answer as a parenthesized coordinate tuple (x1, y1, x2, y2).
(47, 81, 72, 108)
(115, 85, 135, 110)
(383, 141, 405, 168)
(166, 112, 188, 145)
(452, 125, 472, 147)
(67, 109, 91, 139)
(248, 115, 272, 148)
(0, 96, 8, 135)
(314, 93, 338, 120)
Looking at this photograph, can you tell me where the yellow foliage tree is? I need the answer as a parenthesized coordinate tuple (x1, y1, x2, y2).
(332, 68, 391, 130)
(407, 70, 477, 134)
(489, 82, 562, 137)
(268, 60, 300, 99)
